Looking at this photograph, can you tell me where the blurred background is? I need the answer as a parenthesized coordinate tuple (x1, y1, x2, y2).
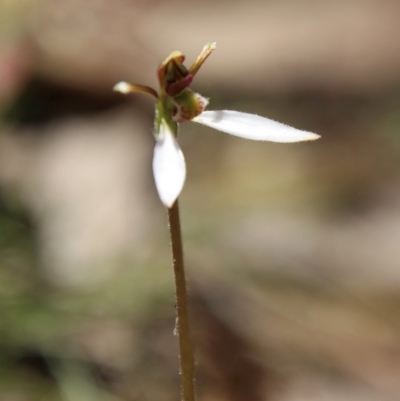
(1, 0, 400, 400)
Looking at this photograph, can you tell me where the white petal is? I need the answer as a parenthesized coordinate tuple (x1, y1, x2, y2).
(153, 122, 186, 208)
(113, 82, 132, 94)
(193, 110, 320, 142)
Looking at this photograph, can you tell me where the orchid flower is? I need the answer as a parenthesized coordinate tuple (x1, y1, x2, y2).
(114, 43, 319, 208)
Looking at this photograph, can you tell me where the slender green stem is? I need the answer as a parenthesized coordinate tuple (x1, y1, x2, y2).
(167, 200, 196, 401)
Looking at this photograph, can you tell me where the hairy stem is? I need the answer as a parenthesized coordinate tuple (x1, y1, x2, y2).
(167, 200, 196, 401)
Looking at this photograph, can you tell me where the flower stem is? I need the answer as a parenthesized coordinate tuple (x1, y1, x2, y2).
(167, 200, 196, 401)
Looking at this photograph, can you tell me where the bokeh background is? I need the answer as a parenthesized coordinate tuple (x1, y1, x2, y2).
(2, 0, 400, 400)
